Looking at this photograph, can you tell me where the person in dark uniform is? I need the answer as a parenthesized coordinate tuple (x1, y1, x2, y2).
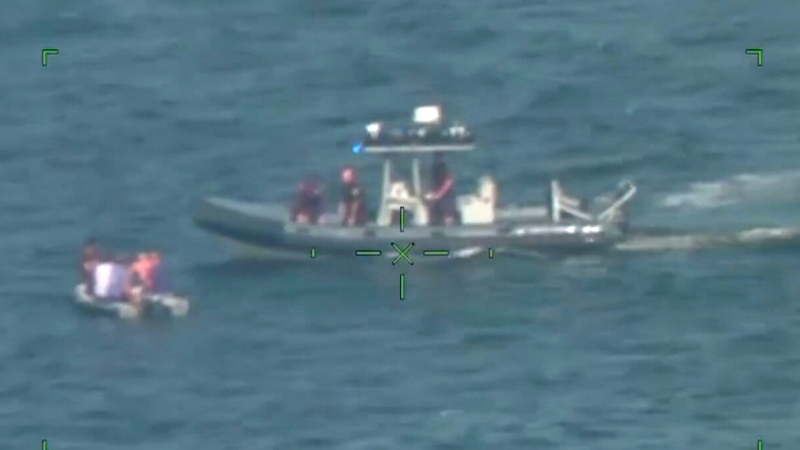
(339, 167, 366, 226)
(425, 153, 457, 225)
(291, 175, 325, 224)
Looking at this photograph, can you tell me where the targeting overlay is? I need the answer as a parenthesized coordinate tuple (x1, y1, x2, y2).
(312, 207, 496, 300)
(745, 48, 763, 66)
(41, 48, 59, 67)
(351, 207, 487, 300)
(350, 208, 422, 300)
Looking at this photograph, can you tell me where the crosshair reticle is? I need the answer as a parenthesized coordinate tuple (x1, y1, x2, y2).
(351, 207, 460, 300)
(391, 242, 414, 265)
(323, 207, 497, 300)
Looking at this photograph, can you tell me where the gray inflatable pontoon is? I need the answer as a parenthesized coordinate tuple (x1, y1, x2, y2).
(74, 284, 189, 319)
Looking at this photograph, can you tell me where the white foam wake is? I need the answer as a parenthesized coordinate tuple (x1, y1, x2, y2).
(616, 227, 800, 252)
(660, 170, 800, 209)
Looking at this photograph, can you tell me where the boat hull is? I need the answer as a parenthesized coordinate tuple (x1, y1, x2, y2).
(192, 197, 622, 257)
(74, 284, 189, 319)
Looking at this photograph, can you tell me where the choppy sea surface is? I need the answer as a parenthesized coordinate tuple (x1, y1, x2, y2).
(2, 0, 800, 448)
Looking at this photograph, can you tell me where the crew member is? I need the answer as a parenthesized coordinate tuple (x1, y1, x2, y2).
(339, 167, 366, 226)
(425, 153, 457, 225)
(291, 175, 325, 224)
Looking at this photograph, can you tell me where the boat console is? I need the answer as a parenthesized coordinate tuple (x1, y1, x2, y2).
(457, 176, 498, 225)
(380, 180, 429, 226)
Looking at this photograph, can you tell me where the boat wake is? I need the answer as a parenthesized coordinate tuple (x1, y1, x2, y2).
(450, 247, 486, 259)
(659, 170, 800, 210)
(632, 169, 800, 252)
(616, 226, 800, 252)
(379, 227, 800, 260)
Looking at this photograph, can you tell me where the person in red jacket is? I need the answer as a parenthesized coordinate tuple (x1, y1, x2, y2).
(291, 175, 325, 224)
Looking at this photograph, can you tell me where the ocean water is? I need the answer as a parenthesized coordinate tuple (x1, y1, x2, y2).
(2, 0, 800, 448)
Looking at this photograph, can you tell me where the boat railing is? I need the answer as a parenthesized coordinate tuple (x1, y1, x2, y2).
(550, 181, 593, 222)
(550, 180, 637, 225)
(596, 182, 637, 223)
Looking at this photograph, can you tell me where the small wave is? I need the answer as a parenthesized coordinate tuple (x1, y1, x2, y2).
(737, 227, 800, 242)
(659, 171, 800, 210)
(617, 227, 800, 252)
(615, 235, 707, 251)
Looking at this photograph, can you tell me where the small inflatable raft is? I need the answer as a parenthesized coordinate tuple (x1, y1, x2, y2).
(74, 284, 190, 319)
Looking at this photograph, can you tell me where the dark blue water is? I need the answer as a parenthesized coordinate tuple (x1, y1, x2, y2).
(2, 0, 800, 448)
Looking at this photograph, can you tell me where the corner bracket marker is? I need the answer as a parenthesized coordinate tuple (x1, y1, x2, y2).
(42, 48, 59, 67)
(745, 48, 763, 67)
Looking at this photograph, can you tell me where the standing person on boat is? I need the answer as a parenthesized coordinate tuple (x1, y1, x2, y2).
(338, 167, 367, 226)
(81, 237, 108, 294)
(291, 175, 325, 224)
(425, 153, 458, 226)
(92, 257, 128, 300)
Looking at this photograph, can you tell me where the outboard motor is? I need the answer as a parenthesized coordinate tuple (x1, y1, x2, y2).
(612, 207, 629, 233)
(611, 183, 634, 232)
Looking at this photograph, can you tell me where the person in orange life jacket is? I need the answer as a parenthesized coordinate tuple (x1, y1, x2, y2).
(424, 153, 457, 226)
(291, 175, 325, 224)
(124, 252, 158, 305)
(339, 167, 366, 226)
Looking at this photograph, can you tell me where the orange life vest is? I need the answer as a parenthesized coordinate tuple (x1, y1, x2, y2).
(130, 256, 156, 289)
